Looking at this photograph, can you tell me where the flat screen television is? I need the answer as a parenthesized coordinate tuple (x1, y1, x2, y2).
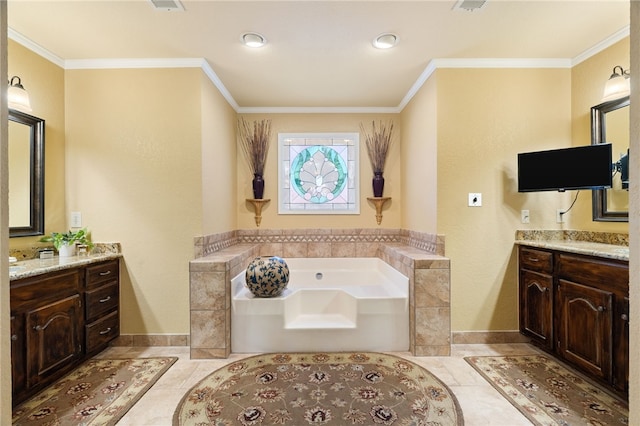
(518, 143, 612, 192)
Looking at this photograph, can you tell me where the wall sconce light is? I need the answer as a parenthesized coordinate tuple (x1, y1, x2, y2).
(242, 32, 266, 48)
(8, 76, 32, 112)
(602, 65, 630, 102)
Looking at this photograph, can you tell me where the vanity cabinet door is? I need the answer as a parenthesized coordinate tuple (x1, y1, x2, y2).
(519, 269, 553, 349)
(613, 296, 629, 393)
(518, 247, 554, 350)
(556, 279, 612, 382)
(11, 314, 25, 396)
(25, 294, 83, 388)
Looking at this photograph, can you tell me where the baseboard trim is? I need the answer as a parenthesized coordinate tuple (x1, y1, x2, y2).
(112, 332, 528, 348)
(111, 334, 190, 347)
(452, 330, 530, 344)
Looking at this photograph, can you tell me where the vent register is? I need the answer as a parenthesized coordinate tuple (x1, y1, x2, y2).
(149, 0, 184, 12)
(453, 0, 487, 12)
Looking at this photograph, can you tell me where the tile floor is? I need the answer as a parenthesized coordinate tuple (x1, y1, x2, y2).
(97, 343, 542, 425)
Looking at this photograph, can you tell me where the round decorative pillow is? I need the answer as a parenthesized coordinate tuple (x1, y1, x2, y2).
(245, 256, 290, 297)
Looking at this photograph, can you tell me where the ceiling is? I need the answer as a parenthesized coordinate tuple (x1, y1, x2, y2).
(7, 0, 631, 111)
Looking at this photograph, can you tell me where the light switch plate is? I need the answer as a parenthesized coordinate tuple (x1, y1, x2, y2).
(71, 211, 82, 228)
(468, 193, 482, 207)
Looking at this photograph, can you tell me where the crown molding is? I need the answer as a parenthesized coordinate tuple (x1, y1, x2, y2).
(236, 106, 401, 114)
(64, 57, 204, 69)
(572, 25, 630, 66)
(433, 58, 572, 69)
(8, 28, 64, 68)
(8, 26, 630, 113)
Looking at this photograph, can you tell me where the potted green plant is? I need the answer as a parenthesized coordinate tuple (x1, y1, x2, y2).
(40, 228, 94, 257)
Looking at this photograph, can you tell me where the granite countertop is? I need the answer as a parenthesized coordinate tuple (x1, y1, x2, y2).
(516, 240, 629, 261)
(9, 253, 122, 281)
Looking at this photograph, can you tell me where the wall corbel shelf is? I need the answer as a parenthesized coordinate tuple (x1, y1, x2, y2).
(246, 199, 270, 227)
(367, 197, 391, 225)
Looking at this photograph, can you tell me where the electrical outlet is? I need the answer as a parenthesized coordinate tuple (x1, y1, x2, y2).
(521, 209, 530, 223)
(556, 209, 565, 223)
(468, 193, 482, 207)
(71, 211, 82, 228)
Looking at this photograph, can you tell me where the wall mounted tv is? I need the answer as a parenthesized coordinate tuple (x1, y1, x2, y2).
(518, 143, 612, 192)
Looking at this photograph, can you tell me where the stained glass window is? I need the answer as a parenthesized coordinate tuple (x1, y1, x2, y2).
(278, 133, 359, 214)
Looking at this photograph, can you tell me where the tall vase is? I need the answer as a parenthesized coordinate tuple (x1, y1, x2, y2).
(252, 174, 265, 199)
(372, 172, 385, 197)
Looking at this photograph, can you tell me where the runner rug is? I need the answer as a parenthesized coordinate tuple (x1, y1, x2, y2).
(174, 352, 464, 425)
(12, 357, 177, 426)
(465, 354, 628, 426)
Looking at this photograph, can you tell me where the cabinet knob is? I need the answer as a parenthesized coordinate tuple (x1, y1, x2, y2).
(99, 271, 112, 276)
(33, 325, 43, 331)
(11, 334, 17, 341)
(597, 306, 605, 312)
(621, 313, 629, 321)
(99, 327, 112, 335)
(99, 296, 112, 303)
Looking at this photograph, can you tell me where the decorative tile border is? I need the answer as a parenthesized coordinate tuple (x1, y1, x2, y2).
(196, 228, 446, 258)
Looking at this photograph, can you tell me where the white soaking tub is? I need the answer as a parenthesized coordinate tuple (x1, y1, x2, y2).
(231, 257, 409, 353)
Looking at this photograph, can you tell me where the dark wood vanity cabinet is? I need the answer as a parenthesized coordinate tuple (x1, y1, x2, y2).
(518, 246, 628, 397)
(519, 247, 554, 350)
(84, 260, 120, 355)
(10, 259, 120, 406)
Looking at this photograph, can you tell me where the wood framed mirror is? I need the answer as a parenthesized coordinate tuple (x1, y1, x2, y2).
(591, 96, 629, 222)
(9, 109, 45, 237)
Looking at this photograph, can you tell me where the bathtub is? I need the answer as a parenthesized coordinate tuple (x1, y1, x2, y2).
(231, 257, 409, 353)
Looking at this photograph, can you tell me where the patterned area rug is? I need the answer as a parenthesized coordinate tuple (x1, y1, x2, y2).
(12, 357, 177, 426)
(174, 352, 464, 425)
(465, 354, 628, 426)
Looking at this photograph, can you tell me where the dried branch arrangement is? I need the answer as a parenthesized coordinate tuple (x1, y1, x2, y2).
(360, 120, 394, 174)
(238, 118, 272, 175)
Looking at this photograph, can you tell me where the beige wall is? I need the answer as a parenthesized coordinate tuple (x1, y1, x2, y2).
(400, 75, 438, 233)
(201, 73, 238, 234)
(628, 4, 638, 423)
(8, 40, 65, 249)
(435, 68, 573, 331)
(1, 3, 9, 422)
(64, 68, 223, 335)
(571, 37, 630, 231)
(236, 113, 401, 230)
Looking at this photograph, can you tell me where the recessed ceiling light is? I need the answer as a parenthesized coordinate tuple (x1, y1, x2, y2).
(242, 32, 267, 48)
(373, 33, 398, 49)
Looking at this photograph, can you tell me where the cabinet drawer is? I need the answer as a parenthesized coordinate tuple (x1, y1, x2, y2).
(85, 282, 119, 323)
(86, 310, 119, 353)
(11, 270, 80, 310)
(85, 260, 119, 289)
(519, 247, 553, 273)
(557, 253, 628, 294)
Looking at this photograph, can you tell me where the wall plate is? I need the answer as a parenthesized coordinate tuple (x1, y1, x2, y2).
(468, 193, 482, 207)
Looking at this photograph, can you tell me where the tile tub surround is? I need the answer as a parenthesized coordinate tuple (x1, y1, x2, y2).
(189, 228, 450, 359)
